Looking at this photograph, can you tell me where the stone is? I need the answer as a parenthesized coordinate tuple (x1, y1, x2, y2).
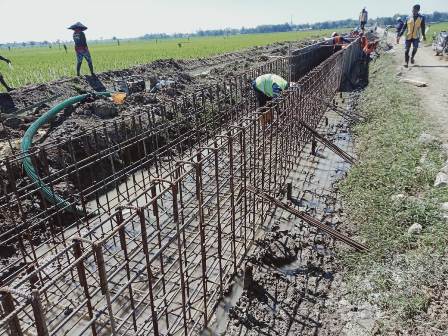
(419, 152, 428, 164)
(91, 100, 118, 118)
(407, 223, 422, 235)
(400, 78, 428, 87)
(440, 202, 448, 212)
(434, 172, 448, 187)
(440, 164, 448, 175)
(391, 193, 406, 203)
(3, 117, 21, 129)
(415, 166, 424, 174)
(418, 132, 437, 145)
(440, 143, 448, 158)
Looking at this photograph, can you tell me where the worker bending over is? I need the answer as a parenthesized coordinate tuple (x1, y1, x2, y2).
(252, 74, 288, 107)
(361, 35, 379, 58)
(397, 4, 426, 68)
(68, 22, 95, 76)
(331, 32, 352, 52)
(0, 56, 14, 92)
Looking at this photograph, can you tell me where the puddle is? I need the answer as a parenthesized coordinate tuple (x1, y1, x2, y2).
(204, 275, 244, 335)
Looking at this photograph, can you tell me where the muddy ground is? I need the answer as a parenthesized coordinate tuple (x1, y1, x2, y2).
(0, 37, 323, 278)
(0, 38, 321, 154)
(221, 92, 362, 336)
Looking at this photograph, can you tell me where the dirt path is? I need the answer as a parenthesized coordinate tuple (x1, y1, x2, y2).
(390, 39, 448, 140)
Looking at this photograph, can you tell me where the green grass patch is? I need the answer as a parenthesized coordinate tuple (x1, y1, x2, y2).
(0, 29, 334, 90)
(340, 54, 448, 329)
(429, 21, 448, 41)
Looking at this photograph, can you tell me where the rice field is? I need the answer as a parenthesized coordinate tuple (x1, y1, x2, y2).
(429, 21, 448, 39)
(0, 30, 334, 91)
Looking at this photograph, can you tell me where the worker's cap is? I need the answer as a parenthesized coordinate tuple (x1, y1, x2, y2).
(331, 32, 338, 37)
(68, 22, 88, 31)
(396, 17, 402, 21)
(413, 4, 420, 11)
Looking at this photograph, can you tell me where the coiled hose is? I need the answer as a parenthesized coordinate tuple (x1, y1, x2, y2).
(21, 92, 111, 214)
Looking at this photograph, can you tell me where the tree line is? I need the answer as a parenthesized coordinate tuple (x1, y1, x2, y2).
(141, 11, 448, 40)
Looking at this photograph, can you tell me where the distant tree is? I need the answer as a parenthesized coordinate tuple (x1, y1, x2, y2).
(136, 11, 448, 41)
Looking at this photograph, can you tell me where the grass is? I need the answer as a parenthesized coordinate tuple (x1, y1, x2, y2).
(0, 29, 334, 91)
(428, 21, 448, 40)
(340, 53, 448, 331)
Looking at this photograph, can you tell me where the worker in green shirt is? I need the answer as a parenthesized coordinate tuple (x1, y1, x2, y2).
(252, 74, 289, 107)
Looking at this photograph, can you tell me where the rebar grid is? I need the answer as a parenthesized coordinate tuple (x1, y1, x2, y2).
(0, 41, 334, 286)
(0, 40, 361, 335)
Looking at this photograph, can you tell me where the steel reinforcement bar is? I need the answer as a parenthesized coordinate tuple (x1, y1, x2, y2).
(0, 41, 360, 335)
(0, 40, 345, 287)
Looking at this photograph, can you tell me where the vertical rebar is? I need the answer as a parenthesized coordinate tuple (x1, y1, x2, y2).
(138, 209, 160, 336)
(95, 244, 117, 335)
(1, 291, 23, 336)
(31, 290, 49, 336)
(73, 240, 97, 336)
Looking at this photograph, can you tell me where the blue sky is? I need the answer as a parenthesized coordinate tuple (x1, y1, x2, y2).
(0, 0, 447, 43)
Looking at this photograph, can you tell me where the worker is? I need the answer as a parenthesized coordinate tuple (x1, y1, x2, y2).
(0, 56, 14, 92)
(397, 4, 426, 68)
(361, 36, 379, 57)
(359, 7, 368, 31)
(252, 74, 288, 107)
(63, 44, 68, 54)
(396, 17, 405, 38)
(68, 22, 95, 76)
(331, 32, 351, 52)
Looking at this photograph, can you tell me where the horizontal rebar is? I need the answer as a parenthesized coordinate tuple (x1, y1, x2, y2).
(0, 40, 364, 336)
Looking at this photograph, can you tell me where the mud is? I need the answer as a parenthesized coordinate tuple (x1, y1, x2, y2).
(0, 39, 320, 144)
(0, 37, 326, 278)
(222, 93, 362, 336)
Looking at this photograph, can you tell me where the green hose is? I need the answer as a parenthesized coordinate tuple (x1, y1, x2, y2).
(21, 92, 111, 214)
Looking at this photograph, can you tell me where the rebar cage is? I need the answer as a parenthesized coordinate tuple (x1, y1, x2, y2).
(0, 40, 361, 336)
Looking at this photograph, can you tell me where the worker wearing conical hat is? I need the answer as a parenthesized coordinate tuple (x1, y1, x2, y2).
(68, 22, 95, 76)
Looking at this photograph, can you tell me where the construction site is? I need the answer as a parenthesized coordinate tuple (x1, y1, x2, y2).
(0, 31, 375, 335)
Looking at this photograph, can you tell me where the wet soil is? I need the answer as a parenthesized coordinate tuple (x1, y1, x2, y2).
(222, 95, 361, 335)
(0, 37, 323, 276)
(0, 38, 320, 148)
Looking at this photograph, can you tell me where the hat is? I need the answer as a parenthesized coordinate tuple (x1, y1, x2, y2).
(68, 22, 88, 31)
(413, 4, 420, 11)
(396, 17, 403, 21)
(331, 32, 338, 37)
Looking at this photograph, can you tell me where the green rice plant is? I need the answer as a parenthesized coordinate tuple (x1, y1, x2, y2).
(0, 30, 335, 91)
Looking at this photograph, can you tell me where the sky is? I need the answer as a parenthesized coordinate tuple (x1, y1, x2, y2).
(1, 0, 447, 43)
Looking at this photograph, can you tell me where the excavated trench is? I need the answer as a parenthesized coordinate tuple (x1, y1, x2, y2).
(0, 36, 370, 336)
(220, 92, 361, 336)
(0, 38, 333, 257)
